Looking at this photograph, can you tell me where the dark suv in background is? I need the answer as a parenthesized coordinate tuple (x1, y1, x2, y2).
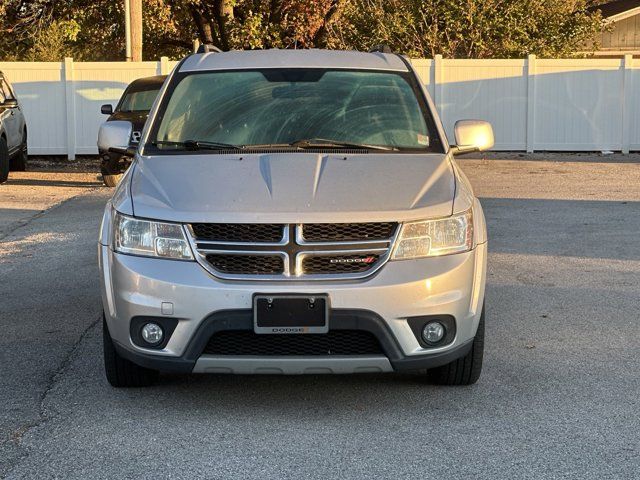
(99, 75, 166, 186)
(0, 71, 27, 184)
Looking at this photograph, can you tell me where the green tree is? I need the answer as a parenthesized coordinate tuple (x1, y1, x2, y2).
(328, 0, 604, 58)
(0, 0, 604, 61)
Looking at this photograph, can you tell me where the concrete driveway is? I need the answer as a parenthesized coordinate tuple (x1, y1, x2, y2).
(1, 155, 639, 479)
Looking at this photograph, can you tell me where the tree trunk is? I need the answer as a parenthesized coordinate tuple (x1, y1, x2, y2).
(190, 6, 216, 45)
(130, 0, 143, 61)
(214, 0, 234, 50)
(313, 0, 344, 48)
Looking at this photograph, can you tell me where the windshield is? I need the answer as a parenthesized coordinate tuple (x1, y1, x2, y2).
(151, 69, 439, 151)
(118, 87, 160, 112)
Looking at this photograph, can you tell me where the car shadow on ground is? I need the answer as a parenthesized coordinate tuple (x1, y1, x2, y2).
(4, 177, 103, 188)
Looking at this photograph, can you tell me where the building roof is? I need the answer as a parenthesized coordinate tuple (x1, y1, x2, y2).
(180, 49, 409, 73)
(590, 0, 640, 20)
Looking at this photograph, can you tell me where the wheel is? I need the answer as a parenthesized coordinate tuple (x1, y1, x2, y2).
(428, 306, 485, 385)
(100, 154, 128, 187)
(9, 130, 27, 171)
(103, 315, 158, 387)
(102, 173, 123, 187)
(0, 137, 9, 183)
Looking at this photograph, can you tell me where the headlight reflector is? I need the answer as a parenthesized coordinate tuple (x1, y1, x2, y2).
(392, 210, 473, 260)
(114, 212, 193, 260)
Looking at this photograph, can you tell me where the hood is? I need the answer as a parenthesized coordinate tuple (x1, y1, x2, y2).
(129, 153, 455, 223)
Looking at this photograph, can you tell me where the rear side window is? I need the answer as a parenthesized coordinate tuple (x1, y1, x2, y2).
(152, 69, 441, 152)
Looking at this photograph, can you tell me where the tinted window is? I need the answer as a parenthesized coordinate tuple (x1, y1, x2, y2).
(154, 69, 436, 151)
(119, 88, 160, 112)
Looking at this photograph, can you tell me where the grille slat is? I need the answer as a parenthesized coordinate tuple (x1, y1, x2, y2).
(302, 254, 381, 274)
(205, 254, 284, 275)
(203, 330, 383, 356)
(192, 223, 284, 243)
(302, 223, 397, 242)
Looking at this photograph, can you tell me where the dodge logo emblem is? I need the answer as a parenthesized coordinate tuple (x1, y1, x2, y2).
(329, 256, 376, 264)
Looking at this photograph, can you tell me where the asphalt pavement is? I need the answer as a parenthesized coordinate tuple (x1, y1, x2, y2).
(0, 155, 639, 479)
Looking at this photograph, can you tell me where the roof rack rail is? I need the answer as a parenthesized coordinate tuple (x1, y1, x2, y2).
(368, 44, 393, 54)
(197, 44, 224, 54)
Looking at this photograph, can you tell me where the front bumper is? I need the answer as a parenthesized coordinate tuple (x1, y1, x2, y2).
(99, 242, 487, 373)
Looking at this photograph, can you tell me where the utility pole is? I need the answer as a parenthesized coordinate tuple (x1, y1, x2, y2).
(124, 0, 142, 61)
(124, 0, 132, 61)
(130, 0, 143, 61)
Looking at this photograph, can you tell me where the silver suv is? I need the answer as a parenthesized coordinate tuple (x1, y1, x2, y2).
(98, 49, 493, 387)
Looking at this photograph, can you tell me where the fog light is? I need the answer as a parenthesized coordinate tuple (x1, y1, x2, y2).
(141, 323, 164, 345)
(422, 322, 445, 344)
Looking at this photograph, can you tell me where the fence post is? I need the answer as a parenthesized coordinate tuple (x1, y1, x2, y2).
(64, 57, 76, 160)
(160, 56, 170, 75)
(434, 54, 443, 116)
(622, 54, 632, 154)
(526, 54, 536, 153)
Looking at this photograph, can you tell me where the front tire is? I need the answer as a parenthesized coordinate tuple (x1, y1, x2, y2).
(100, 154, 127, 187)
(102, 173, 123, 187)
(9, 131, 27, 171)
(428, 307, 485, 386)
(0, 137, 9, 183)
(103, 316, 158, 388)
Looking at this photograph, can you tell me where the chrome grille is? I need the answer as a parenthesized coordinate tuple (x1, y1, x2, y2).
(187, 223, 398, 281)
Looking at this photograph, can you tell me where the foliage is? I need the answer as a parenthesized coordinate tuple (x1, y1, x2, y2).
(329, 0, 605, 58)
(0, 0, 605, 61)
(26, 19, 81, 61)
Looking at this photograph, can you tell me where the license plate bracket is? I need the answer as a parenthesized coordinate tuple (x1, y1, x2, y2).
(253, 294, 329, 334)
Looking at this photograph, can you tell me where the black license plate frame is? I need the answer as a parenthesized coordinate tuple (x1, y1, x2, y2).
(253, 294, 329, 334)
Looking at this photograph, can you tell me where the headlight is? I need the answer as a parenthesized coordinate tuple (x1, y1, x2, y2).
(391, 210, 473, 260)
(113, 211, 193, 260)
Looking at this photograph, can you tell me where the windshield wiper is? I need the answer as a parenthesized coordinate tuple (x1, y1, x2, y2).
(152, 140, 241, 151)
(289, 138, 399, 151)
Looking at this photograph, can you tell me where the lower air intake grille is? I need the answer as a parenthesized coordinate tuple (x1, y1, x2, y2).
(203, 330, 384, 356)
(205, 254, 283, 275)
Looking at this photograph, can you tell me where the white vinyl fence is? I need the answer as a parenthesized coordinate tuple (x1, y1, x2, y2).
(0, 57, 177, 158)
(1, 55, 638, 158)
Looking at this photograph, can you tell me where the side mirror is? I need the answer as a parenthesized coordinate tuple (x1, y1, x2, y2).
(2, 99, 18, 108)
(98, 120, 135, 156)
(101, 104, 113, 115)
(451, 120, 494, 156)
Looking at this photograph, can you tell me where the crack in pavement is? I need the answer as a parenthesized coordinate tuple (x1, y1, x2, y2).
(1, 316, 102, 478)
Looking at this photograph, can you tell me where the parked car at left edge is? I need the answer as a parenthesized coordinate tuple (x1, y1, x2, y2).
(98, 75, 166, 187)
(0, 71, 27, 184)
